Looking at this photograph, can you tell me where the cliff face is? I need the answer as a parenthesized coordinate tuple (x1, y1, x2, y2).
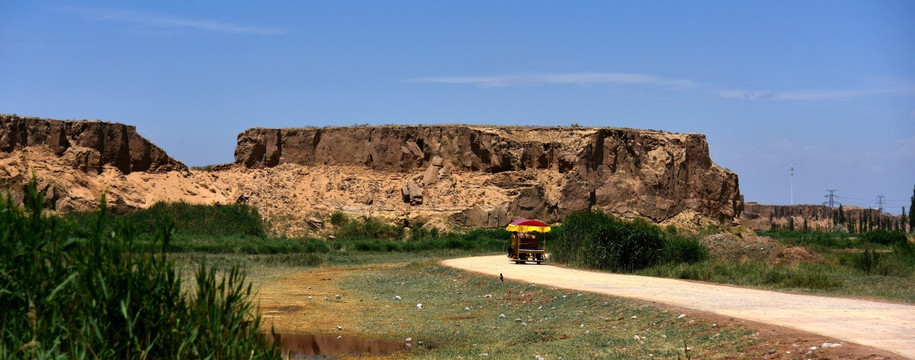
(0, 115, 190, 215)
(235, 126, 743, 227)
(0, 115, 187, 174)
(0, 115, 743, 232)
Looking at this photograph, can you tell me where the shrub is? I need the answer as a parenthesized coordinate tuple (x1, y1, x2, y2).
(139, 201, 266, 237)
(409, 222, 441, 241)
(330, 211, 349, 227)
(762, 230, 858, 249)
(70, 201, 267, 238)
(894, 240, 915, 265)
(335, 216, 404, 240)
(854, 245, 913, 277)
(551, 212, 665, 272)
(861, 229, 907, 246)
(662, 236, 708, 264)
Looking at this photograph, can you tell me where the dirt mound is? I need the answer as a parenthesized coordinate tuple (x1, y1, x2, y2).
(701, 234, 818, 265)
(772, 246, 818, 266)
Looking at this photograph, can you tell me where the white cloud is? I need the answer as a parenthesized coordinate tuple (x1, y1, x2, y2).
(408, 72, 695, 88)
(60, 7, 288, 36)
(717, 87, 915, 101)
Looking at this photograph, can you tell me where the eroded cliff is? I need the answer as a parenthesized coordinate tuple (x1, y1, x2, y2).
(0, 116, 743, 233)
(1, 115, 187, 174)
(234, 125, 743, 228)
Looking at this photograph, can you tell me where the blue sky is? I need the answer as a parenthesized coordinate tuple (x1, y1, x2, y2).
(1, 1, 913, 212)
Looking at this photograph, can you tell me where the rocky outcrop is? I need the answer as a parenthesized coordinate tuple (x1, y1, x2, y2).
(235, 126, 743, 226)
(0, 115, 187, 174)
(0, 115, 745, 232)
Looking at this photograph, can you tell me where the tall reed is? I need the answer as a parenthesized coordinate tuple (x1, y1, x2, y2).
(0, 178, 279, 359)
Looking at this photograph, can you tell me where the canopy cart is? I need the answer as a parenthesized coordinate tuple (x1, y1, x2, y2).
(505, 219, 551, 264)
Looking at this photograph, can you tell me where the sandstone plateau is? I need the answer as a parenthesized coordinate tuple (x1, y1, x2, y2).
(0, 115, 744, 234)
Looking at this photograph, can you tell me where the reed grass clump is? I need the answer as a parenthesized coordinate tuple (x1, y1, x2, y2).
(0, 178, 279, 359)
(551, 211, 705, 272)
(67, 200, 266, 238)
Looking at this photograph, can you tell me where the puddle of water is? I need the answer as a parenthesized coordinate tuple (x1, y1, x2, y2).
(270, 333, 407, 358)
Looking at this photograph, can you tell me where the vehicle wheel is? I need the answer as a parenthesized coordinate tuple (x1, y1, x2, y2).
(536, 261, 542, 265)
(515, 261, 524, 264)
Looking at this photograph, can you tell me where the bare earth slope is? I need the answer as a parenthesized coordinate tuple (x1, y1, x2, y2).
(442, 255, 915, 359)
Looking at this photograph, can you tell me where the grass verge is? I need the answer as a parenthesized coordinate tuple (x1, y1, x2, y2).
(252, 259, 758, 359)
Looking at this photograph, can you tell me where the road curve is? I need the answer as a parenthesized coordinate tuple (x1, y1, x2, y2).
(441, 255, 915, 358)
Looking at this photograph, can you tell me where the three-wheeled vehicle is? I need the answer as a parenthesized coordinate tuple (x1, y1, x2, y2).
(506, 219, 551, 264)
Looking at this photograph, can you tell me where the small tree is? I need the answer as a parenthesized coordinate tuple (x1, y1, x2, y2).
(903, 207, 908, 233)
(910, 185, 915, 233)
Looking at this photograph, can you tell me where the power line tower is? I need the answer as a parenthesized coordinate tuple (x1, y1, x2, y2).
(876, 194, 886, 213)
(824, 189, 839, 208)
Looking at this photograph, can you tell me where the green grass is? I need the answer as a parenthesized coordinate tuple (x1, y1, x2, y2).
(305, 261, 757, 359)
(69, 205, 507, 256)
(1, 178, 279, 359)
(760, 230, 860, 249)
(67, 200, 266, 238)
(638, 260, 843, 291)
(637, 234, 915, 302)
(125, 229, 505, 255)
(545, 215, 915, 303)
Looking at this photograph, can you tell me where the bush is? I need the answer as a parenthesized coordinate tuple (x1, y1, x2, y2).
(0, 178, 278, 358)
(853, 245, 914, 277)
(409, 222, 441, 241)
(69, 201, 267, 238)
(551, 212, 665, 272)
(762, 230, 858, 249)
(137, 201, 266, 237)
(330, 211, 349, 227)
(335, 216, 404, 240)
(861, 229, 907, 246)
(662, 236, 708, 264)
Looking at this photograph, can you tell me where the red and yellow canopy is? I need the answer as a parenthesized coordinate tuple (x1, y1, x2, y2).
(505, 219, 551, 233)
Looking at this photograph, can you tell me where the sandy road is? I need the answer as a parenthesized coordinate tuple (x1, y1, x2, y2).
(442, 255, 915, 359)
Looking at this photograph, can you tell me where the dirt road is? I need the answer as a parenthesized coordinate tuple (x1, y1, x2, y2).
(442, 255, 915, 359)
